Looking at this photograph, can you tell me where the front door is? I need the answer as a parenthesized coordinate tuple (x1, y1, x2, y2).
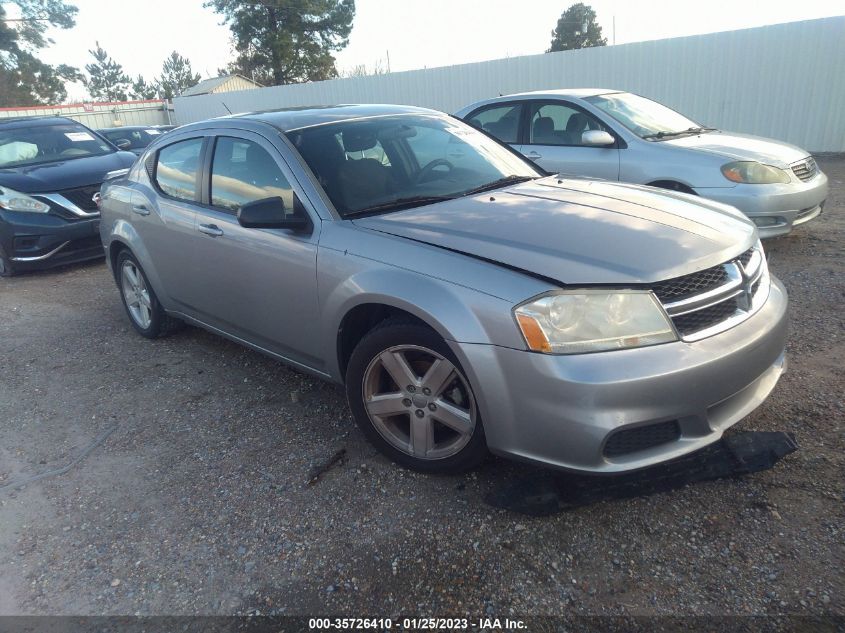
(517, 101, 620, 181)
(185, 132, 323, 370)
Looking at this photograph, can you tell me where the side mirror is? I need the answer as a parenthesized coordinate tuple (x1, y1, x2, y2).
(115, 139, 132, 150)
(237, 195, 312, 232)
(581, 130, 615, 147)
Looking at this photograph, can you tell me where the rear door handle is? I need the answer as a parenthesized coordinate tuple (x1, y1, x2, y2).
(526, 151, 542, 159)
(198, 223, 224, 237)
(131, 204, 150, 216)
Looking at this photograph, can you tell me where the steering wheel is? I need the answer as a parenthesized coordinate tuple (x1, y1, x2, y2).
(414, 158, 454, 184)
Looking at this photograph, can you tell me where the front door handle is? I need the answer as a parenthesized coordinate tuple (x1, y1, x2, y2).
(198, 223, 224, 237)
(526, 151, 543, 159)
(131, 204, 150, 216)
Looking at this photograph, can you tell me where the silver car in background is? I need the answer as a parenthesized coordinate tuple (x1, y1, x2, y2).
(98, 105, 787, 475)
(456, 90, 828, 238)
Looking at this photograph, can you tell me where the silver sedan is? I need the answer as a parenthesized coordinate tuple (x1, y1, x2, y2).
(99, 105, 787, 474)
(456, 90, 828, 238)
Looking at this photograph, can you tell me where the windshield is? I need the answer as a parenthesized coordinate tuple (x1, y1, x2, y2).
(585, 92, 705, 140)
(0, 123, 114, 168)
(286, 114, 541, 217)
(101, 127, 163, 150)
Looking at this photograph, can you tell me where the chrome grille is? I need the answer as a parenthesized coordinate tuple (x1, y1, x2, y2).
(652, 266, 728, 302)
(652, 246, 767, 341)
(791, 157, 817, 182)
(59, 184, 102, 212)
(672, 297, 739, 336)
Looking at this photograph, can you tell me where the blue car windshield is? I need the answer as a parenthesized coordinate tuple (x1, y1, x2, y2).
(286, 114, 541, 217)
(0, 123, 114, 168)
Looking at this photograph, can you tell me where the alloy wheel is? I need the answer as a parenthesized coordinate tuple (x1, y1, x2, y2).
(120, 260, 152, 329)
(362, 344, 476, 460)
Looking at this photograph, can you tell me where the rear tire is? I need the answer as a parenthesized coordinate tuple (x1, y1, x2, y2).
(116, 250, 182, 338)
(345, 319, 488, 474)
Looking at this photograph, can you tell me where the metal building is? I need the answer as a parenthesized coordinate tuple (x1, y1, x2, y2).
(173, 17, 845, 152)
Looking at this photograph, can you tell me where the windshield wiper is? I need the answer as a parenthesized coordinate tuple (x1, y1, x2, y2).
(643, 126, 716, 140)
(344, 195, 457, 218)
(459, 175, 535, 197)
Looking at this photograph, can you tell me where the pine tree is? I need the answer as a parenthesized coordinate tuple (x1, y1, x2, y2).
(84, 42, 131, 101)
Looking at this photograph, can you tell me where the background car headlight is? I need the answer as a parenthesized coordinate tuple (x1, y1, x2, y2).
(0, 186, 50, 213)
(721, 161, 790, 184)
(514, 291, 677, 354)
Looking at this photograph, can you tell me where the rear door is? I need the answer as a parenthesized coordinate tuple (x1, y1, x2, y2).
(185, 130, 323, 369)
(517, 100, 620, 181)
(141, 135, 207, 309)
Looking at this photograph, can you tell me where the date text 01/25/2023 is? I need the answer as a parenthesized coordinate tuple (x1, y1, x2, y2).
(308, 617, 527, 630)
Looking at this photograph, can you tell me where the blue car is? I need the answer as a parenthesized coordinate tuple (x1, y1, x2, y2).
(0, 116, 136, 276)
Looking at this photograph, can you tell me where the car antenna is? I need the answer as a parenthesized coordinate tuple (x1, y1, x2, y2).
(221, 101, 232, 114)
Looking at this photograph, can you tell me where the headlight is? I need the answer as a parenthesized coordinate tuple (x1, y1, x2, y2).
(514, 290, 677, 354)
(0, 186, 50, 213)
(721, 161, 790, 184)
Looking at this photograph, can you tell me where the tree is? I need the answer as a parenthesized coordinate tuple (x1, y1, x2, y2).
(205, 0, 355, 86)
(547, 3, 607, 52)
(131, 74, 158, 100)
(0, 0, 80, 106)
(156, 51, 201, 99)
(342, 58, 388, 78)
(84, 42, 131, 101)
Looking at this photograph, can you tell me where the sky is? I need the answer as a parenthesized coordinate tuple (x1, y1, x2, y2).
(6, 0, 844, 101)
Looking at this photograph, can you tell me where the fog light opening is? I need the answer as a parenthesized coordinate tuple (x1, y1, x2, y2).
(752, 216, 781, 228)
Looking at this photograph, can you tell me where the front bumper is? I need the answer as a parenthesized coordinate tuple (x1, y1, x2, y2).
(693, 171, 828, 238)
(453, 277, 788, 473)
(0, 208, 104, 272)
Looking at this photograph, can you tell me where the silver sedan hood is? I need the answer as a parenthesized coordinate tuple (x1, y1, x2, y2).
(352, 177, 756, 285)
(665, 131, 809, 167)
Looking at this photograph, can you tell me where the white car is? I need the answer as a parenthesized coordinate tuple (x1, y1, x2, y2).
(456, 90, 828, 238)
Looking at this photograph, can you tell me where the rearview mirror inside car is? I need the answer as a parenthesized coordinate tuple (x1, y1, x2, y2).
(115, 139, 132, 150)
(581, 130, 615, 147)
(237, 196, 312, 232)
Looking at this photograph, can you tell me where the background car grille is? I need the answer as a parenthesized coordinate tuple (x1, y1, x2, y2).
(603, 420, 681, 457)
(651, 247, 764, 340)
(791, 157, 817, 182)
(59, 184, 102, 212)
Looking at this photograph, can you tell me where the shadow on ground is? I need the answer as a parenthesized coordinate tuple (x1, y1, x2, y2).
(484, 431, 798, 516)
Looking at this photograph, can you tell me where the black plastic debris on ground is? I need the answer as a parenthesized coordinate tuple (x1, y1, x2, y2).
(484, 431, 798, 517)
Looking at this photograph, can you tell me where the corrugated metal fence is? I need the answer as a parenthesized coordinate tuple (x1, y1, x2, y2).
(174, 16, 845, 152)
(0, 99, 173, 129)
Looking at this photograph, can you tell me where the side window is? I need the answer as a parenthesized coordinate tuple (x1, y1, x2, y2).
(467, 104, 523, 144)
(528, 103, 609, 146)
(155, 137, 204, 201)
(210, 137, 293, 213)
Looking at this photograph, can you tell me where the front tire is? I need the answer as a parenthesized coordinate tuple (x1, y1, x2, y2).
(116, 250, 181, 338)
(0, 249, 16, 277)
(346, 320, 487, 473)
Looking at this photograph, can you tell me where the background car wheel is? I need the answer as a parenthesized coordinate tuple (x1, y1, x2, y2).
(346, 319, 487, 474)
(116, 250, 182, 339)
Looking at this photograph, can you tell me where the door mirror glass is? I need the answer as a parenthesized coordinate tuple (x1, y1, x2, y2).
(582, 130, 615, 147)
(237, 195, 311, 232)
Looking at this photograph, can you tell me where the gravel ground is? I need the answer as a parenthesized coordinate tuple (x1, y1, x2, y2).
(0, 157, 842, 619)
